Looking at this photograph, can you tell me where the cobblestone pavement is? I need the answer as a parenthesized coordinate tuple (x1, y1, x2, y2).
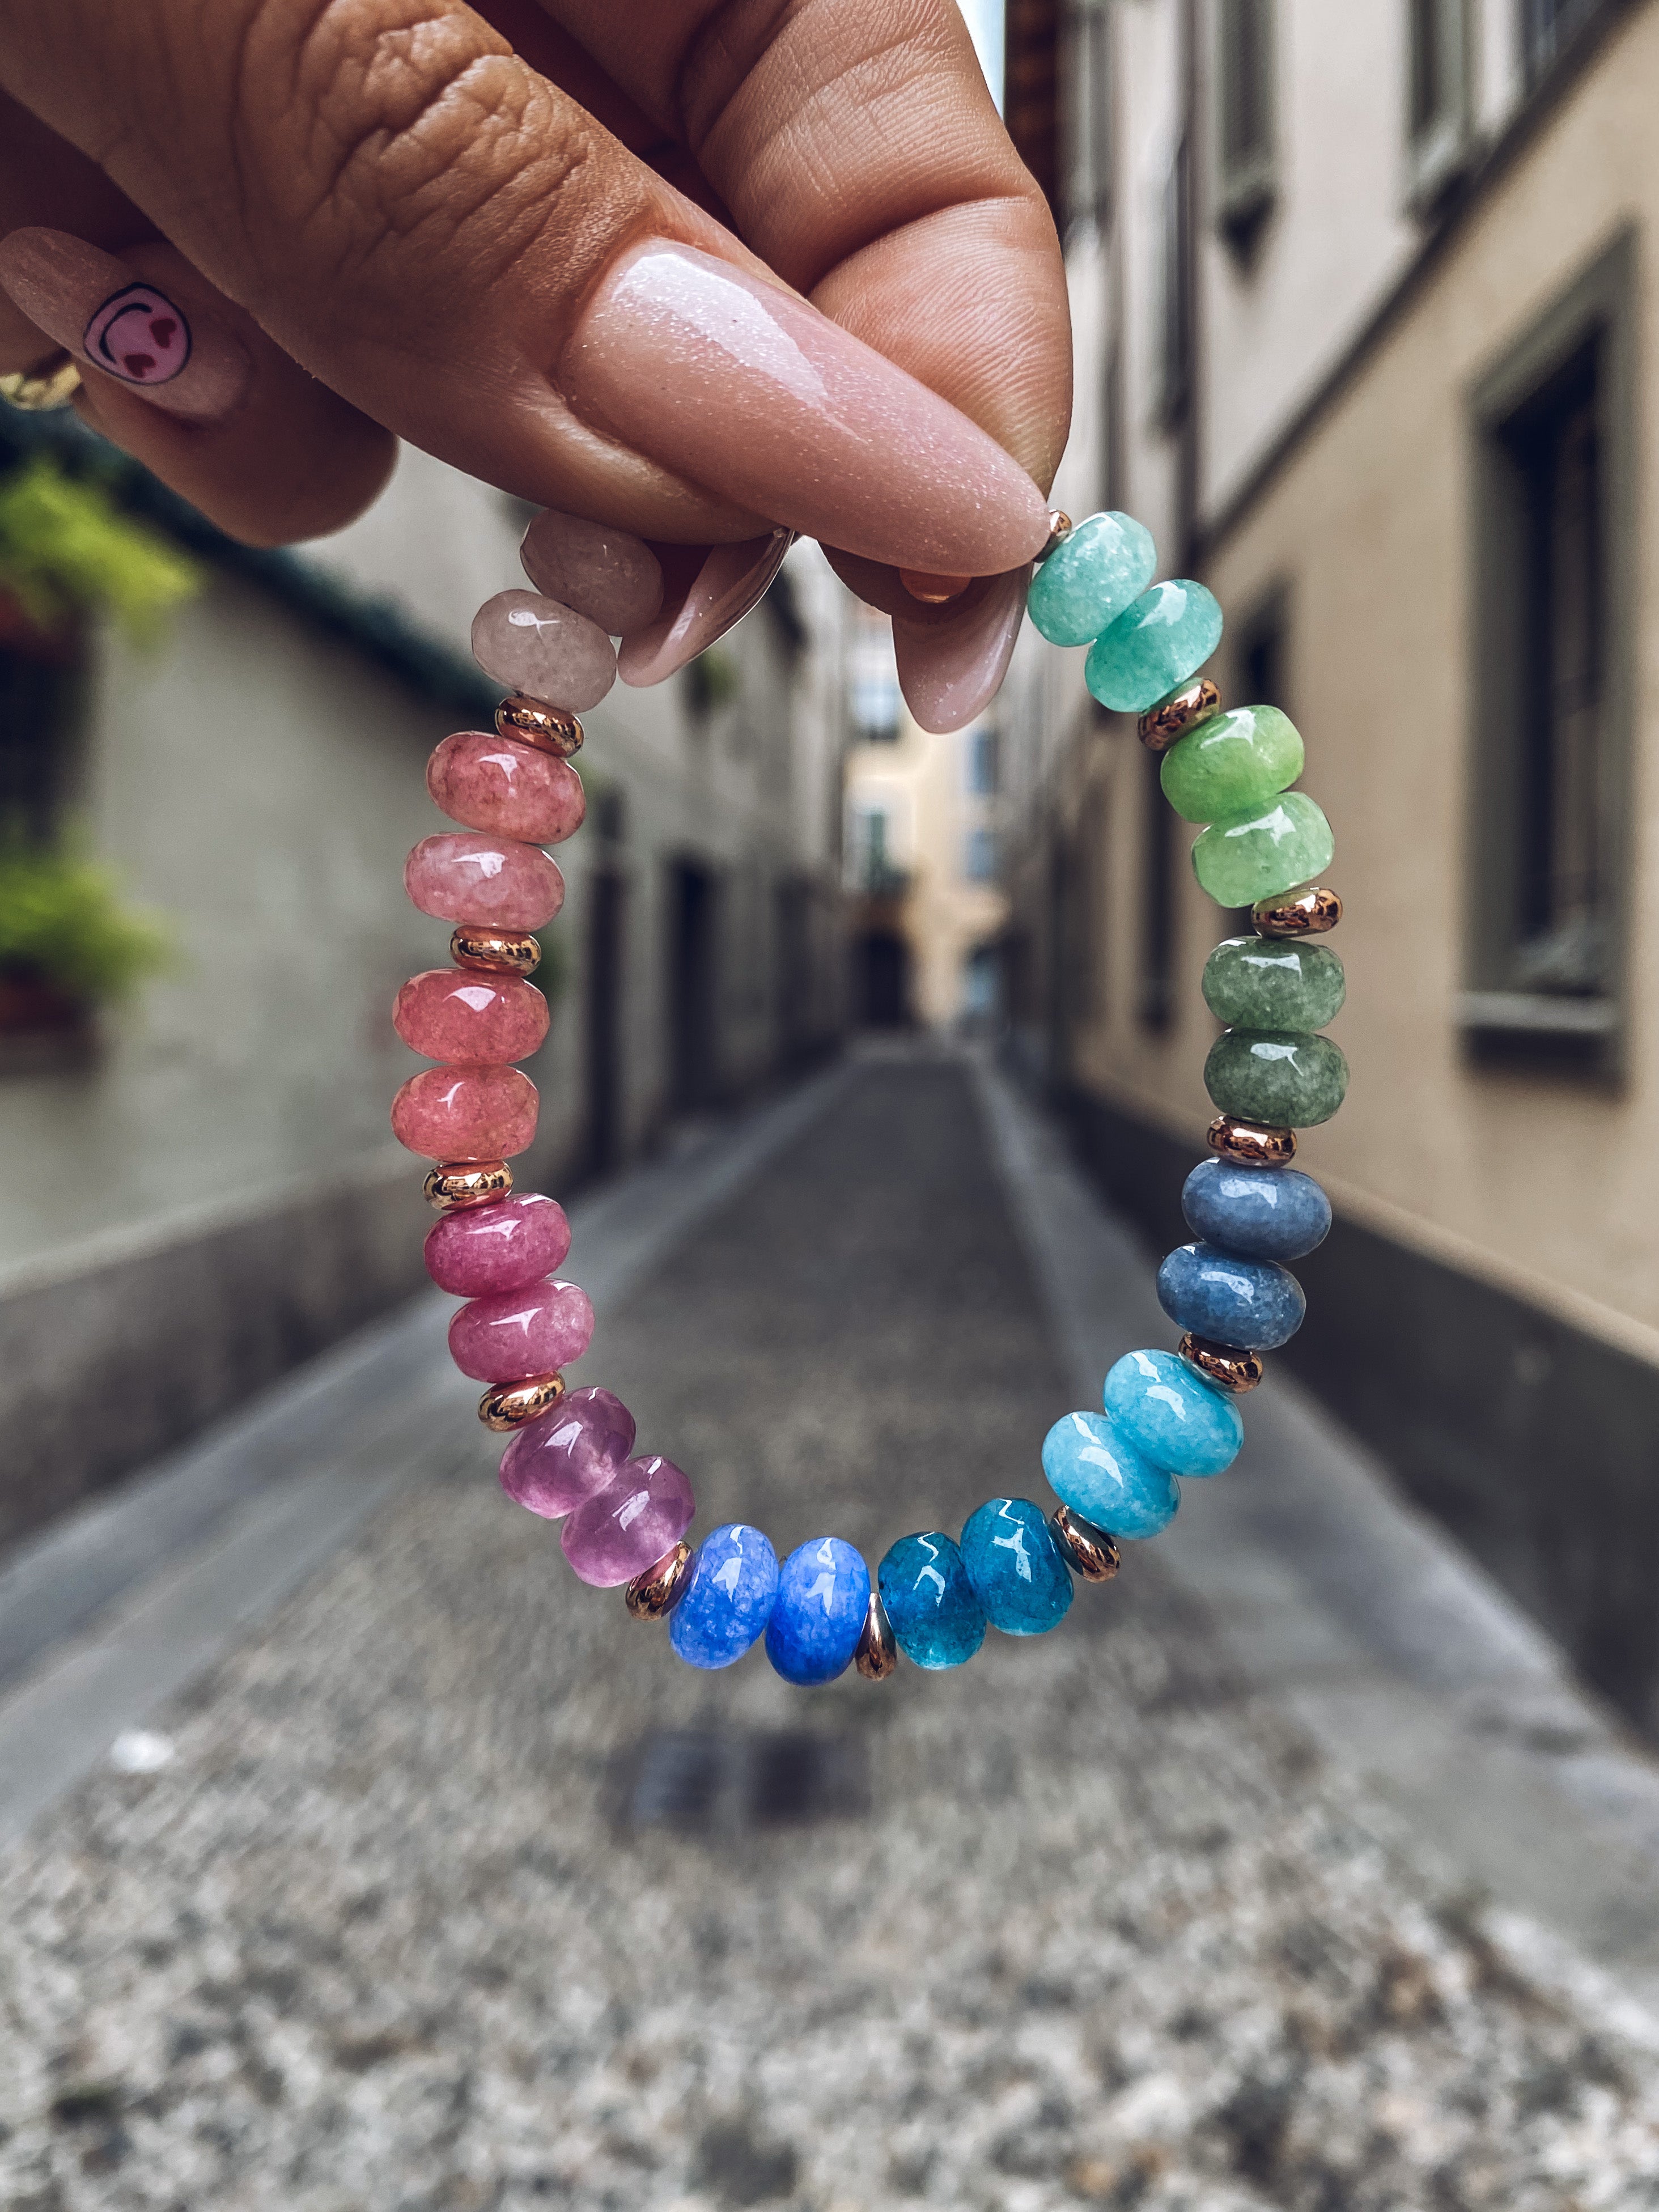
(5, 1060, 1659, 2211)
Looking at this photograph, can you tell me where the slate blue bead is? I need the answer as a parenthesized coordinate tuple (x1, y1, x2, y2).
(960, 1498, 1074, 1635)
(1103, 1348, 1243, 1477)
(877, 1531, 987, 1670)
(669, 1523, 780, 1671)
(1157, 1242, 1306, 1351)
(764, 1536, 870, 1686)
(1027, 510, 1158, 646)
(1084, 580, 1225, 714)
(1181, 1158, 1331, 1262)
(1041, 1412, 1179, 1539)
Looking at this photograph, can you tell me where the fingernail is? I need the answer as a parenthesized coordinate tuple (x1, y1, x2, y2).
(893, 566, 1032, 734)
(617, 530, 794, 686)
(0, 228, 249, 422)
(561, 241, 1049, 577)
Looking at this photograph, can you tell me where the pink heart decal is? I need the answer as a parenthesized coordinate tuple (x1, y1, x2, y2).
(122, 353, 156, 377)
(149, 317, 177, 346)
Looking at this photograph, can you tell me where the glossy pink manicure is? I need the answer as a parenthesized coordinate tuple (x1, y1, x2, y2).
(561, 242, 1050, 576)
(0, 229, 249, 422)
(893, 566, 1033, 734)
(617, 530, 793, 686)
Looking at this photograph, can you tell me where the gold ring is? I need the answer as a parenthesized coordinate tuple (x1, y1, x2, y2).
(0, 355, 82, 413)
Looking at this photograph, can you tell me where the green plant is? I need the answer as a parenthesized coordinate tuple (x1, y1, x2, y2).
(0, 840, 174, 1005)
(0, 455, 200, 641)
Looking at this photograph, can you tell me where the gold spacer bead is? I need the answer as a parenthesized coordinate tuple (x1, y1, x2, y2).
(625, 1540, 694, 1620)
(495, 693, 583, 758)
(1051, 1506, 1121, 1583)
(1253, 885, 1343, 939)
(1036, 508, 1073, 560)
(423, 1160, 513, 1212)
(854, 1592, 898, 1680)
(478, 1370, 566, 1432)
(1207, 1115, 1297, 1170)
(1, 355, 82, 413)
(451, 925, 541, 978)
(1178, 1334, 1265, 1394)
(1138, 677, 1224, 752)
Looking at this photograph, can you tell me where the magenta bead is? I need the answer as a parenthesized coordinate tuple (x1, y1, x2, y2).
(561, 1455, 695, 1587)
(498, 1386, 637, 1519)
(404, 833, 565, 932)
(423, 1192, 571, 1297)
(426, 733, 585, 844)
(448, 1277, 595, 1382)
(391, 1064, 538, 1161)
(470, 591, 616, 711)
(520, 510, 664, 634)
(394, 968, 548, 1064)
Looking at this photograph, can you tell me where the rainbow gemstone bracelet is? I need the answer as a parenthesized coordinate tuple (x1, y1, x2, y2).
(389, 507, 1344, 1685)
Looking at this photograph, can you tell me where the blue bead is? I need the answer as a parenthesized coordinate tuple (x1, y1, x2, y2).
(1103, 1348, 1243, 1477)
(669, 1523, 780, 1671)
(1084, 580, 1225, 714)
(764, 1536, 870, 1685)
(1157, 1242, 1306, 1351)
(1181, 1158, 1332, 1262)
(959, 1498, 1074, 1636)
(877, 1531, 986, 1670)
(1041, 1412, 1179, 1539)
(1027, 510, 1158, 646)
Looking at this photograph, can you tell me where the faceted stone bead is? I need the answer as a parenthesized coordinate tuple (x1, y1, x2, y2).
(877, 1531, 987, 1670)
(424, 1191, 571, 1297)
(1204, 1028, 1350, 1127)
(1085, 580, 1224, 714)
(765, 1537, 871, 1685)
(1159, 705, 1303, 825)
(426, 732, 585, 845)
(471, 590, 617, 711)
(1181, 1159, 1331, 1263)
(498, 1385, 635, 1518)
(447, 1276, 594, 1382)
(960, 1498, 1074, 1635)
(520, 508, 664, 634)
(669, 1523, 780, 1670)
(391, 1065, 538, 1160)
(1157, 1243, 1306, 1351)
(1103, 1348, 1242, 1477)
(1027, 510, 1157, 647)
(1202, 936, 1345, 1033)
(561, 1454, 695, 1587)
(405, 833, 565, 932)
(1041, 1412, 1179, 1539)
(1191, 792, 1334, 908)
(393, 968, 548, 1065)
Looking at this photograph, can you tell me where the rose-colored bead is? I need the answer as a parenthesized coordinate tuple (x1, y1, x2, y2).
(405, 833, 565, 933)
(448, 1276, 594, 1382)
(498, 1386, 637, 1519)
(391, 1065, 538, 1160)
(426, 732, 585, 845)
(470, 590, 616, 711)
(561, 1455, 696, 1587)
(520, 509, 664, 634)
(393, 968, 549, 1065)
(423, 1191, 571, 1297)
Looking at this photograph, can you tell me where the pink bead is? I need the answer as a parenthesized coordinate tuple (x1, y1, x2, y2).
(561, 1455, 695, 1587)
(391, 1065, 538, 1160)
(470, 590, 616, 711)
(405, 833, 565, 932)
(426, 733, 585, 844)
(448, 1277, 595, 1382)
(393, 969, 548, 1064)
(424, 1192, 571, 1297)
(520, 509, 664, 634)
(498, 1386, 637, 1519)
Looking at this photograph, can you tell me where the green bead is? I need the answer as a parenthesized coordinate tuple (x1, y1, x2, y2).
(1202, 936, 1346, 1031)
(1204, 1029, 1350, 1127)
(1085, 580, 1223, 713)
(1160, 704, 1303, 825)
(1028, 511, 1157, 647)
(1190, 792, 1334, 907)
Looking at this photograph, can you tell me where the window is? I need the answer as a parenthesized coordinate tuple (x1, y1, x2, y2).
(1236, 584, 1290, 715)
(1522, 0, 1613, 86)
(1156, 134, 1194, 426)
(0, 621, 81, 844)
(1217, 0, 1276, 248)
(1062, 0, 1114, 235)
(964, 827, 999, 884)
(849, 612, 900, 742)
(966, 727, 1000, 796)
(852, 805, 905, 895)
(1407, 0, 1472, 207)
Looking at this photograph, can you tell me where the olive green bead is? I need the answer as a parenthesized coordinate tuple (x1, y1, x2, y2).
(1203, 1029, 1350, 1128)
(1202, 937, 1346, 1031)
(1160, 704, 1303, 824)
(1191, 792, 1334, 907)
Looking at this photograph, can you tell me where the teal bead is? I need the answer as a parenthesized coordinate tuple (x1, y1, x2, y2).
(960, 1498, 1074, 1636)
(1041, 1412, 1179, 1539)
(1159, 705, 1303, 825)
(1204, 1028, 1350, 1127)
(1085, 580, 1224, 713)
(1028, 511, 1157, 647)
(1190, 792, 1334, 907)
(1202, 936, 1346, 1031)
(1102, 1349, 1242, 1477)
(877, 1531, 986, 1670)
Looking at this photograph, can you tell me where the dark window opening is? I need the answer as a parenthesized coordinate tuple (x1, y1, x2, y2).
(1407, 0, 1472, 209)
(1138, 750, 1177, 1033)
(1522, 0, 1614, 87)
(1217, 0, 1276, 248)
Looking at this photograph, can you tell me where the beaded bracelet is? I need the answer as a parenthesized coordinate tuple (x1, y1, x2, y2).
(390, 505, 1343, 1687)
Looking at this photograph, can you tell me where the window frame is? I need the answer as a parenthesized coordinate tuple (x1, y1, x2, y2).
(1405, 0, 1475, 213)
(1215, 0, 1278, 251)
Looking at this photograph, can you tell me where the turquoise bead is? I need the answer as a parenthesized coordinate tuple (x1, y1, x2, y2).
(960, 1498, 1074, 1636)
(1201, 936, 1346, 1031)
(877, 1531, 986, 1669)
(1204, 1028, 1350, 1127)
(1159, 705, 1303, 825)
(1028, 511, 1157, 647)
(1191, 792, 1334, 907)
(1041, 1411, 1179, 1539)
(1103, 1349, 1242, 1477)
(1085, 580, 1224, 713)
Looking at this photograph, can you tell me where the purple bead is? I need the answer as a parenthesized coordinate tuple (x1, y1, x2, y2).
(448, 1278, 593, 1382)
(498, 1386, 635, 1519)
(423, 1193, 571, 1298)
(561, 1455, 695, 1587)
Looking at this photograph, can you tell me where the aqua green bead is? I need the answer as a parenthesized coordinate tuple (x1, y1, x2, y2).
(1028, 511, 1157, 647)
(1085, 580, 1223, 713)
(1204, 1029, 1350, 1127)
(1202, 937, 1346, 1031)
(1190, 792, 1334, 907)
(1159, 705, 1303, 824)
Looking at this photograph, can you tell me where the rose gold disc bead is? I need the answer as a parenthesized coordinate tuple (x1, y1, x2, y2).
(424, 1160, 514, 1212)
(1138, 677, 1224, 753)
(1051, 1506, 1121, 1583)
(1253, 885, 1343, 938)
(1207, 1115, 1297, 1169)
(854, 1592, 898, 1680)
(1178, 1334, 1265, 1395)
(478, 1370, 566, 1431)
(495, 693, 583, 759)
(1037, 508, 1073, 559)
(451, 925, 541, 978)
(625, 1540, 694, 1621)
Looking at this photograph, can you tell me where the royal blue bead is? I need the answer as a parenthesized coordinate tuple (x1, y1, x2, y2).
(1181, 1158, 1331, 1262)
(1103, 1348, 1243, 1477)
(764, 1536, 870, 1686)
(959, 1498, 1074, 1636)
(669, 1523, 780, 1671)
(1084, 579, 1224, 714)
(1157, 1242, 1306, 1350)
(877, 1531, 986, 1670)
(1041, 1412, 1179, 1539)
